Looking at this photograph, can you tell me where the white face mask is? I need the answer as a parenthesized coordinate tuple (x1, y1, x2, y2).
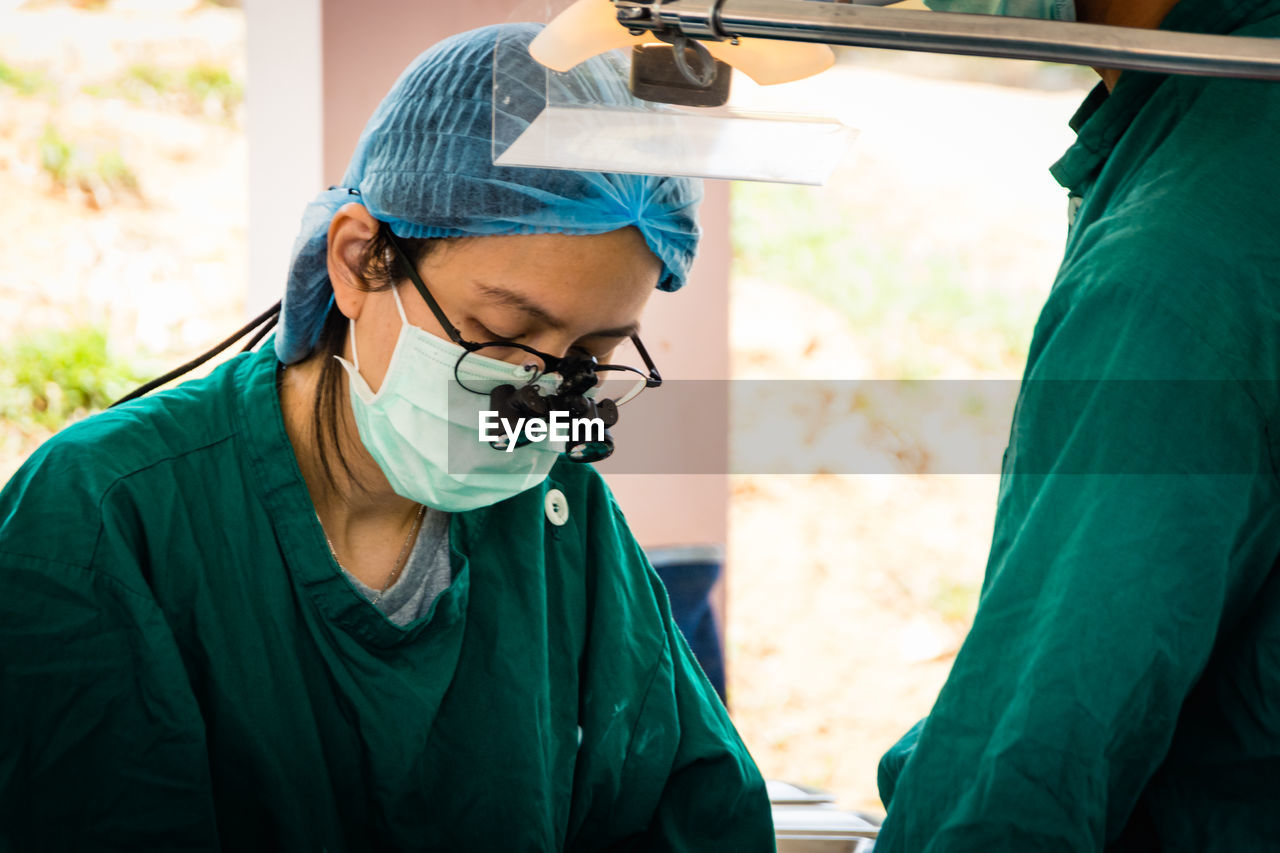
(335, 284, 563, 512)
(924, 0, 1075, 20)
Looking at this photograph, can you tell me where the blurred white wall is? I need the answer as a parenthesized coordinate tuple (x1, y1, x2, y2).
(245, 0, 324, 318)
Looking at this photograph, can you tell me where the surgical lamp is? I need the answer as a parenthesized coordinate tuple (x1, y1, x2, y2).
(502, 0, 1280, 185)
(538, 0, 1280, 93)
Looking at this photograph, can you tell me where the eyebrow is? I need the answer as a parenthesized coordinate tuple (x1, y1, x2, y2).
(474, 282, 640, 339)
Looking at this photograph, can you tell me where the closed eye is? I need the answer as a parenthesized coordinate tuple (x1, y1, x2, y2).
(472, 321, 521, 344)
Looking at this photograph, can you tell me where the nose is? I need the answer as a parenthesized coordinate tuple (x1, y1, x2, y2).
(478, 340, 563, 379)
(517, 333, 584, 371)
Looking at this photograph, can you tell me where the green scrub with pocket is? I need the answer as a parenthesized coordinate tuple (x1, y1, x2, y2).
(0, 344, 773, 852)
(876, 0, 1280, 849)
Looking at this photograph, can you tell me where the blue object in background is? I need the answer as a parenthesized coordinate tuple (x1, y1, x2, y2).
(648, 545, 726, 705)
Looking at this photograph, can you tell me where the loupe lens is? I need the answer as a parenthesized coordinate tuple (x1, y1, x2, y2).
(567, 437, 613, 462)
(594, 372, 647, 406)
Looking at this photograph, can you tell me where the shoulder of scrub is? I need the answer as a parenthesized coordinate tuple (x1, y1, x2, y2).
(0, 382, 241, 571)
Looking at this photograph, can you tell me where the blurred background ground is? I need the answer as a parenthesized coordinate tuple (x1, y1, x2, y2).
(725, 49, 1089, 813)
(0, 0, 245, 470)
(0, 0, 1092, 817)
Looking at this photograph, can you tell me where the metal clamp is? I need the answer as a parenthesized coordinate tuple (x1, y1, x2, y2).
(616, 0, 727, 40)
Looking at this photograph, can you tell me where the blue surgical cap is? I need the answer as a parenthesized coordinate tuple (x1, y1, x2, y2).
(276, 22, 704, 365)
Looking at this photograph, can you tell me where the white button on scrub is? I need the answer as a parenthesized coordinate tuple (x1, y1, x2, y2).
(545, 489, 569, 526)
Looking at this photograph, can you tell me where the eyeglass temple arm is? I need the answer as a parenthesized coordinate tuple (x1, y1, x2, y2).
(380, 222, 474, 349)
(630, 334, 662, 387)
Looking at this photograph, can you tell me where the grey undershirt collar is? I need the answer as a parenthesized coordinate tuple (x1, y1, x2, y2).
(340, 508, 453, 627)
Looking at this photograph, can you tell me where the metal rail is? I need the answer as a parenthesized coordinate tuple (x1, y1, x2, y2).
(615, 0, 1280, 80)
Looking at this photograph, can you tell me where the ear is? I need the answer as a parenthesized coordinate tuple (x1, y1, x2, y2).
(327, 202, 381, 321)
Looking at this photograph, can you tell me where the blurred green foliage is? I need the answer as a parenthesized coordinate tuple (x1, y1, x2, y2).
(182, 63, 242, 111)
(124, 63, 171, 95)
(931, 578, 981, 626)
(37, 123, 75, 187)
(83, 62, 244, 119)
(0, 58, 52, 96)
(0, 327, 143, 431)
(38, 123, 140, 203)
(94, 149, 140, 191)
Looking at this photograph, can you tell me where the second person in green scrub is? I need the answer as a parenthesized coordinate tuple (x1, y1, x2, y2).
(876, 0, 1280, 849)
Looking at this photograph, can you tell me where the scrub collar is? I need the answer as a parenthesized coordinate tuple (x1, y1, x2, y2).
(1050, 0, 1280, 194)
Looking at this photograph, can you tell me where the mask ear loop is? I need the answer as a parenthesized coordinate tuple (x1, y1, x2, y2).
(390, 279, 411, 325)
(347, 283, 411, 375)
(348, 317, 361, 373)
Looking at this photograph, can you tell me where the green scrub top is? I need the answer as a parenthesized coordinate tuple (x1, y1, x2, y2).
(0, 343, 773, 852)
(877, 1, 1280, 850)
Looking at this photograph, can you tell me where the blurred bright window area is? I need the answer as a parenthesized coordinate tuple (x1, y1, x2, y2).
(0, 0, 246, 474)
(725, 48, 1092, 813)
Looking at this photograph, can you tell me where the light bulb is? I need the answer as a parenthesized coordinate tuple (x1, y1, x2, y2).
(529, 0, 648, 72)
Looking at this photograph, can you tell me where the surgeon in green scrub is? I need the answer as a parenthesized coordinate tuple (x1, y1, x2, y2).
(0, 24, 774, 852)
(876, 0, 1280, 850)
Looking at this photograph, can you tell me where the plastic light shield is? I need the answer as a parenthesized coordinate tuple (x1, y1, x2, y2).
(493, 4, 858, 186)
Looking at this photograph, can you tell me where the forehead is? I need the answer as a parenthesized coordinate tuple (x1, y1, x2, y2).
(425, 228, 663, 327)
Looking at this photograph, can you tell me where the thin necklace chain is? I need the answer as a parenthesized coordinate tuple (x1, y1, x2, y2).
(324, 504, 427, 605)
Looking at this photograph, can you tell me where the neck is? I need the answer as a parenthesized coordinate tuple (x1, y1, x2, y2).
(278, 349, 420, 544)
(1074, 0, 1184, 89)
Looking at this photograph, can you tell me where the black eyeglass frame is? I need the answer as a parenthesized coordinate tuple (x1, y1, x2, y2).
(377, 220, 663, 398)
